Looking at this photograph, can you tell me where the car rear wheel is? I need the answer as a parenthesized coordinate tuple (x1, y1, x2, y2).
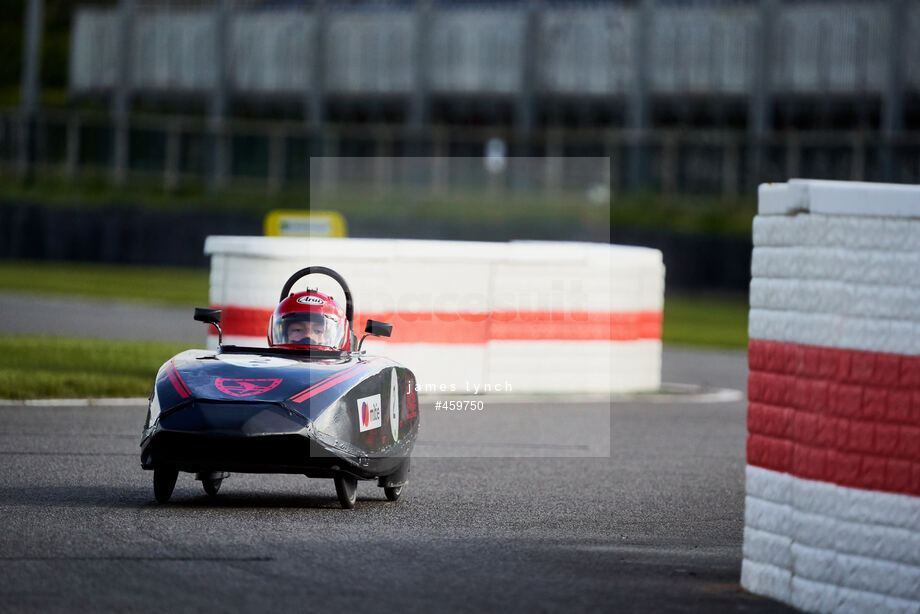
(384, 485, 403, 502)
(153, 467, 179, 503)
(334, 475, 357, 509)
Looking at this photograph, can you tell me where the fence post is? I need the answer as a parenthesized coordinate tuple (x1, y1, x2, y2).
(18, 0, 44, 182)
(374, 134, 393, 192)
(268, 129, 286, 195)
(606, 131, 619, 197)
(515, 0, 540, 151)
(628, 0, 653, 191)
(431, 127, 448, 195)
(308, 0, 326, 130)
(851, 131, 866, 182)
(723, 134, 739, 197)
(164, 119, 180, 192)
(409, 0, 431, 131)
(306, 0, 327, 167)
(111, 0, 135, 186)
(661, 130, 677, 195)
(65, 113, 80, 180)
(881, 0, 905, 181)
(209, 0, 230, 191)
(785, 131, 800, 179)
(545, 128, 563, 196)
(507, 1, 540, 192)
(319, 128, 339, 194)
(749, 0, 776, 188)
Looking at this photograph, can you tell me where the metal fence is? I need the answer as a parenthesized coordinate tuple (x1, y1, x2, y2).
(3, 109, 919, 195)
(10, 1, 920, 193)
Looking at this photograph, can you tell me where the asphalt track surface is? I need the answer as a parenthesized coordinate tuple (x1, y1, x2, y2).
(0, 293, 200, 342)
(0, 360, 795, 613)
(0, 292, 794, 612)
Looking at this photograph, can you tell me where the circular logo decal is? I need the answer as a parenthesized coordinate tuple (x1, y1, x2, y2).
(389, 369, 399, 441)
(296, 296, 325, 306)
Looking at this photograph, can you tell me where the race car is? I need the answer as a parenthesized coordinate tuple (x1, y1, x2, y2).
(140, 266, 419, 509)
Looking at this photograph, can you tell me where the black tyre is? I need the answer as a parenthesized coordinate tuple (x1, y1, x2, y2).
(153, 467, 179, 504)
(334, 475, 358, 509)
(384, 485, 403, 502)
(202, 477, 222, 496)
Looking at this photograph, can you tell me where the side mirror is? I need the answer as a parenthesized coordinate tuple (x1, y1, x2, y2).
(194, 308, 222, 324)
(358, 319, 393, 351)
(194, 308, 223, 345)
(364, 319, 392, 338)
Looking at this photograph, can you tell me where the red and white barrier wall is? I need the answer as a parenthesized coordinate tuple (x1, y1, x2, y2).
(742, 180, 920, 612)
(203, 236, 664, 393)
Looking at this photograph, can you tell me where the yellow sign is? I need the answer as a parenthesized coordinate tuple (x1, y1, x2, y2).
(264, 210, 347, 238)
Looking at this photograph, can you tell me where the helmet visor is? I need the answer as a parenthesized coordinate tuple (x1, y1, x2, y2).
(274, 312, 344, 349)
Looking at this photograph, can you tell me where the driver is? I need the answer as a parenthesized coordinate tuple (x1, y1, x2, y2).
(268, 290, 348, 350)
(284, 314, 327, 346)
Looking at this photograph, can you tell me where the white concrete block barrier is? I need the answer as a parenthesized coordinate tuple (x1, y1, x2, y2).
(743, 179, 920, 613)
(203, 236, 665, 393)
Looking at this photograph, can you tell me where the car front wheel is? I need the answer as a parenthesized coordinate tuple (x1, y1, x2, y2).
(153, 467, 179, 503)
(334, 475, 358, 509)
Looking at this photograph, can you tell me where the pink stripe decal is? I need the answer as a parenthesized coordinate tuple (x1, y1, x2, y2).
(167, 360, 191, 399)
(289, 360, 377, 404)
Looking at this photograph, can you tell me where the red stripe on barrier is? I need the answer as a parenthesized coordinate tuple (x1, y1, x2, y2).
(216, 306, 272, 342)
(747, 339, 920, 497)
(210, 305, 662, 343)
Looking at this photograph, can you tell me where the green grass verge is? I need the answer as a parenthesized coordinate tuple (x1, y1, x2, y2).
(0, 260, 208, 306)
(662, 294, 749, 350)
(0, 335, 192, 399)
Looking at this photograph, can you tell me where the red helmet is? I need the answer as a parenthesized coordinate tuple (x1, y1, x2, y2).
(268, 290, 351, 350)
